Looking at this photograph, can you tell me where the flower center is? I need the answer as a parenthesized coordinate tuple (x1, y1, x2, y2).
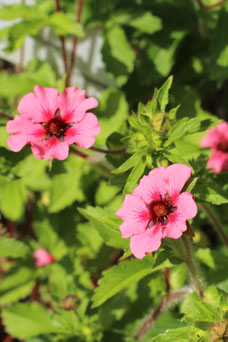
(41, 109, 73, 142)
(147, 194, 177, 228)
(150, 201, 169, 218)
(47, 118, 65, 136)
(217, 140, 228, 153)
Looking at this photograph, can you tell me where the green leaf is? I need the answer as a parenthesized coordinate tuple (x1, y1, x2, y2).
(12, 154, 50, 191)
(78, 206, 128, 249)
(112, 153, 143, 174)
(210, 8, 228, 82)
(150, 326, 201, 342)
(95, 88, 128, 146)
(123, 11, 162, 34)
(0, 265, 35, 306)
(0, 4, 45, 20)
(2, 302, 64, 338)
(0, 237, 30, 258)
(102, 23, 135, 85)
(0, 179, 28, 221)
(163, 147, 190, 165)
(48, 157, 92, 213)
(4, 20, 47, 53)
(181, 292, 219, 323)
(123, 157, 146, 193)
(92, 255, 157, 308)
(182, 177, 198, 193)
(49, 12, 84, 37)
(166, 117, 201, 145)
(157, 75, 173, 112)
(194, 184, 228, 204)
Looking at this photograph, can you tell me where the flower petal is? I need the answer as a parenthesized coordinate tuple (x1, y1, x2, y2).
(208, 150, 228, 174)
(176, 192, 198, 220)
(133, 167, 167, 203)
(130, 224, 162, 259)
(7, 115, 45, 152)
(58, 87, 98, 123)
(31, 137, 69, 161)
(162, 218, 187, 239)
(18, 86, 58, 122)
(165, 164, 192, 196)
(201, 121, 228, 148)
(115, 194, 149, 233)
(66, 112, 100, 148)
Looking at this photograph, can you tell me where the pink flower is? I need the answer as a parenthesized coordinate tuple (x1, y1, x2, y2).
(115, 164, 197, 259)
(7, 86, 100, 160)
(201, 121, 228, 174)
(33, 248, 55, 268)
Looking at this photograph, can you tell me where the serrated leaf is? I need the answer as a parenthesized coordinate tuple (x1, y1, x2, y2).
(2, 302, 64, 338)
(181, 292, 219, 323)
(0, 237, 30, 258)
(92, 255, 157, 308)
(0, 265, 35, 306)
(78, 206, 128, 249)
(150, 326, 200, 342)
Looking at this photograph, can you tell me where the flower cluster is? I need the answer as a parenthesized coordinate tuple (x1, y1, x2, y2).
(116, 164, 197, 259)
(201, 121, 228, 174)
(7, 86, 100, 160)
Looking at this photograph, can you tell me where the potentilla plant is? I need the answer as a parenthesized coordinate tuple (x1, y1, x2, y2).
(0, 76, 228, 342)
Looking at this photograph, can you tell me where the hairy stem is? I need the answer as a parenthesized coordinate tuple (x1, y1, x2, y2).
(199, 203, 228, 247)
(196, 0, 227, 9)
(66, 0, 84, 86)
(134, 289, 189, 340)
(90, 146, 126, 154)
(181, 236, 204, 298)
(55, 0, 69, 79)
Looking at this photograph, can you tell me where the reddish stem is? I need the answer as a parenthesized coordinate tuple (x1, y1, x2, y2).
(30, 282, 40, 302)
(197, 0, 227, 9)
(7, 220, 15, 237)
(55, 0, 69, 78)
(3, 336, 13, 342)
(0, 112, 13, 120)
(69, 146, 88, 159)
(66, 0, 84, 86)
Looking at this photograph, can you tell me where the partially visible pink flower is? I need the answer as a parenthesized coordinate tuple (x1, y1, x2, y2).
(115, 164, 197, 259)
(33, 248, 55, 268)
(7, 86, 100, 160)
(201, 121, 228, 174)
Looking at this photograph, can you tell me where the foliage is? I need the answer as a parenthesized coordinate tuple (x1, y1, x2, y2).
(0, 0, 228, 341)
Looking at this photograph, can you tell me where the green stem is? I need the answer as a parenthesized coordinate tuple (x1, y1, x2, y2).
(181, 236, 204, 298)
(199, 203, 228, 247)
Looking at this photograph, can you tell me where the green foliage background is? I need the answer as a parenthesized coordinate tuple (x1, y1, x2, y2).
(0, 0, 228, 341)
